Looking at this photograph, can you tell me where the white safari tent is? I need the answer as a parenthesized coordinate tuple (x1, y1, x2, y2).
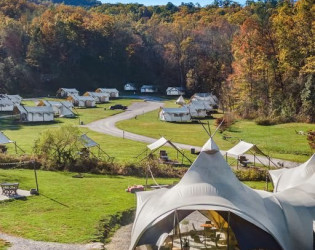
(124, 83, 137, 91)
(166, 87, 185, 96)
(0, 95, 14, 111)
(83, 92, 109, 103)
(140, 85, 158, 93)
(175, 95, 185, 106)
(57, 88, 79, 98)
(67, 95, 96, 108)
(0, 132, 24, 153)
(269, 154, 315, 193)
(6, 95, 22, 104)
(14, 105, 54, 122)
(95, 88, 119, 98)
(191, 93, 218, 106)
(79, 134, 114, 162)
(130, 138, 315, 250)
(185, 102, 207, 118)
(159, 107, 191, 122)
(37, 100, 75, 117)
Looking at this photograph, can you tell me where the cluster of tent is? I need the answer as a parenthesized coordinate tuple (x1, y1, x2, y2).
(57, 88, 119, 108)
(130, 138, 315, 250)
(160, 93, 218, 122)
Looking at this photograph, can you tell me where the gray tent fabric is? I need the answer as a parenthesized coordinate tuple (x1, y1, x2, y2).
(269, 154, 315, 193)
(130, 138, 315, 250)
(0, 132, 13, 144)
(80, 134, 98, 148)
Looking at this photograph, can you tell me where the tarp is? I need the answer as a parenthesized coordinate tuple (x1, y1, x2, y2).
(130, 138, 315, 250)
(147, 137, 181, 152)
(269, 154, 315, 193)
(226, 141, 264, 157)
(80, 134, 98, 148)
(0, 132, 13, 144)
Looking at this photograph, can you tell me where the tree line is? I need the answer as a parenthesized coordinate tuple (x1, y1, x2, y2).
(0, 0, 314, 122)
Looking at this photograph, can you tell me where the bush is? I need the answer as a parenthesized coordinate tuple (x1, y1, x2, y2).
(234, 168, 267, 181)
(215, 112, 237, 132)
(255, 118, 276, 126)
(307, 130, 315, 152)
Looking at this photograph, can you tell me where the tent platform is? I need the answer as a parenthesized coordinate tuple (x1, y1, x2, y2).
(0, 189, 31, 201)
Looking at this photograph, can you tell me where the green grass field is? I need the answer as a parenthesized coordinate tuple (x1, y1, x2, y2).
(117, 100, 315, 162)
(0, 168, 267, 243)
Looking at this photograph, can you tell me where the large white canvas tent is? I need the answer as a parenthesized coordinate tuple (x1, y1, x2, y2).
(0, 132, 24, 153)
(175, 96, 185, 106)
(13, 105, 54, 122)
(57, 88, 79, 98)
(83, 92, 109, 103)
(37, 100, 75, 117)
(67, 95, 96, 108)
(269, 154, 315, 193)
(79, 134, 113, 162)
(166, 87, 185, 96)
(95, 88, 119, 98)
(130, 138, 315, 250)
(159, 107, 191, 122)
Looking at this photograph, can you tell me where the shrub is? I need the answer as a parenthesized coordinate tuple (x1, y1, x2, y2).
(215, 112, 237, 132)
(255, 117, 276, 126)
(234, 168, 267, 181)
(307, 130, 315, 152)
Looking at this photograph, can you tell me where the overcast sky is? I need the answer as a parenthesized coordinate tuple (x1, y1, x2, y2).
(100, 0, 246, 6)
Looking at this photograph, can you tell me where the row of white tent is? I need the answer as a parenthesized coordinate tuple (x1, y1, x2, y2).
(160, 93, 218, 122)
(125, 84, 185, 96)
(57, 88, 119, 99)
(130, 138, 315, 250)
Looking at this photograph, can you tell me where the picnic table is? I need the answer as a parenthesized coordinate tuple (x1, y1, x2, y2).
(1, 182, 19, 196)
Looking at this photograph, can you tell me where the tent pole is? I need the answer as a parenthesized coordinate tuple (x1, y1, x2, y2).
(176, 210, 183, 250)
(237, 157, 239, 170)
(225, 152, 227, 162)
(227, 210, 230, 250)
(14, 142, 17, 154)
(172, 210, 176, 249)
(145, 166, 148, 190)
(254, 154, 256, 166)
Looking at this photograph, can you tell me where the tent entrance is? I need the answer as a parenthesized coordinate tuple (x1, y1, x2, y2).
(136, 209, 281, 250)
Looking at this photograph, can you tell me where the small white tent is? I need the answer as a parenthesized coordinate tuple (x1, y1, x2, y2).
(95, 88, 119, 98)
(67, 95, 96, 108)
(14, 105, 54, 122)
(83, 92, 109, 103)
(159, 107, 191, 122)
(166, 87, 185, 96)
(130, 138, 315, 250)
(140, 85, 158, 93)
(269, 154, 315, 193)
(57, 88, 79, 98)
(124, 83, 137, 91)
(175, 95, 185, 106)
(191, 93, 218, 106)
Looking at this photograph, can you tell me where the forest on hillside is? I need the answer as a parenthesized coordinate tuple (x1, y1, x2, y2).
(0, 0, 314, 121)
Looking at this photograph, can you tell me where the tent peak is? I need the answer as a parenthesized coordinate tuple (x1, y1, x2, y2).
(201, 138, 219, 154)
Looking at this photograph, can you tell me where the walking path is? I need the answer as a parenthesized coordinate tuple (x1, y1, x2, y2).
(86, 101, 299, 168)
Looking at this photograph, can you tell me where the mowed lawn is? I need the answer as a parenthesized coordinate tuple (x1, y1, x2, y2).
(117, 99, 315, 162)
(0, 169, 177, 243)
(0, 169, 267, 243)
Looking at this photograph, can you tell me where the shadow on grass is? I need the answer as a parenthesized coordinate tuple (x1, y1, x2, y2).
(41, 193, 69, 207)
